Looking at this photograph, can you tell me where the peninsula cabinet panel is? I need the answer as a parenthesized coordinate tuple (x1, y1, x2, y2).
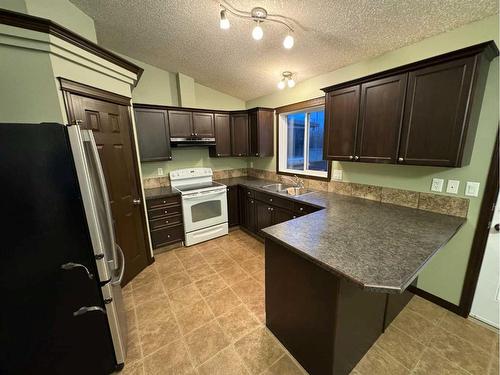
(231, 113, 249, 157)
(324, 86, 360, 161)
(357, 74, 407, 163)
(192, 112, 214, 137)
(134, 107, 172, 162)
(210, 113, 231, 157)
(168, 110, 193, 138)
(399, 56, 476, 167)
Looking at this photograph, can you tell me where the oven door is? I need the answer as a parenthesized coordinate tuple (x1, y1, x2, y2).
(182, 188, 228, 233)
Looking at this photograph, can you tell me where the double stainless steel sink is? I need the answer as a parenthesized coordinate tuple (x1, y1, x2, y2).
(261, 183, 313, 196)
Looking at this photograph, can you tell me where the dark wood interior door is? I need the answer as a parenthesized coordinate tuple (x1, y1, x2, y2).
(231, 113, 249, 156)
(192, 112, 214, 137)
(357, 74, 407, 163)
(324, 86, 360, 160)
(399, 56, 476, 166)
(66, 92, 150, 285)
(213, 113, 231, 156)
(168, 110, 193, 138)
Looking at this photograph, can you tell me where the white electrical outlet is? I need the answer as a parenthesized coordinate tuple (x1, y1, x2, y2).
(446, 179, 460, 194)
(465, 181, 480, 197)
(431, 178, 444, 192)
(332, 169, 343, 181)
(157, 167, 164, 176)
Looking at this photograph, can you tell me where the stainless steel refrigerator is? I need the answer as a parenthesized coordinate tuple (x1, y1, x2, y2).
(0, 123, 127, 374)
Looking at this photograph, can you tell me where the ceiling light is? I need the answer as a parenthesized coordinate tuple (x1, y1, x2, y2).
(219, 9, 230, 29)
(283, 34, 294, 49)
(218, 3, 296, 48)
(278, 71, 295, 90)
(252, 22, 263, 40)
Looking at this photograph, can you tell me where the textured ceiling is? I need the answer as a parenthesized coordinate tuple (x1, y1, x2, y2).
(70, 0, 497, 101)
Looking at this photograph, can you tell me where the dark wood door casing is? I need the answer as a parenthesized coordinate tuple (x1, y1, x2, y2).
(324, 86, 360, 161)
(192, 112, 214, 137)
(60, 80, 151, 285)
(399, 56, 476, 166)
(168, 110, 193, 138)
(357, 74, 407, 163)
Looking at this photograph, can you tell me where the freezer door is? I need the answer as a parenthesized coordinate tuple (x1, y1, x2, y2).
(68, 125, 117, 280)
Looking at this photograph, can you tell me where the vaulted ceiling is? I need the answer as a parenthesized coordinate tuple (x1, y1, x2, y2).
(70, 0, 497, 101)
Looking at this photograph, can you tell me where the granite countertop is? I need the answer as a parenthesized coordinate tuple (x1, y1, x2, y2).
(144, 186, 180, 199)
(215, 176, 465, 294)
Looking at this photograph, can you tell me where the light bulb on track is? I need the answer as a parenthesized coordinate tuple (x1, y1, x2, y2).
(219, 9, 230, 29)
(252, 22, 263, 40)
(283, 34, 294, 49)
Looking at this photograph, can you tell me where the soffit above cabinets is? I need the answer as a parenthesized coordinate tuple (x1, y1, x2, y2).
(70, 0, 497, 101)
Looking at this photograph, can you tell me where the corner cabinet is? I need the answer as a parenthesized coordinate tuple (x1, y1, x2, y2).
(248, 108, 274, 157)
(210, 113, 231, 157)
(133, 106, 172, 162)
(322, 41, 498, 167)
(230, 113, 249, 157)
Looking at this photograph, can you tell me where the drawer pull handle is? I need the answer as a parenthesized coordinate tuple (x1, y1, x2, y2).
(165, 220, 169, 224)
(299, 207, 303, 211)
(293, 215, 297, 219)
(163, 200, 167, 204)
(164, 210, 168, 214)
(269, 198, 273, 202)
(167, 235, 171, 238)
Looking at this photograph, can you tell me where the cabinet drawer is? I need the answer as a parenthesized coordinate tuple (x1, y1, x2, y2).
(148, 205, 182, 219)
(151, 224, 184, 248)
(149, 214, 183, 230)
(254, 191, 293, 210)
(146, 195, 181, 209)
(293, 202, 320, 215)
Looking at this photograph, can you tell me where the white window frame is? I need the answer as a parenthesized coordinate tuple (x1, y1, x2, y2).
(278, 105, 328, 178)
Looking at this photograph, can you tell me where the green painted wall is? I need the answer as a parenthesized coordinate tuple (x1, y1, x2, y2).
(194, 82, 246, 110)
(247, 15, 499, 305)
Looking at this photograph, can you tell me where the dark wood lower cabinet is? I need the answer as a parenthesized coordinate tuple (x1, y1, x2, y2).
(255, 200, 273, 235)
(146, 195, 184, 248)
(227, 185, 239, 227)
(266, 238, 414, 375)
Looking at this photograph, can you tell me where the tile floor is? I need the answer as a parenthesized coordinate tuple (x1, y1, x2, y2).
(121, 229, 499, 375)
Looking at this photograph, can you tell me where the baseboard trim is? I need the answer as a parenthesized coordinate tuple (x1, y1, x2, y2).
(407, 285, 462, 315)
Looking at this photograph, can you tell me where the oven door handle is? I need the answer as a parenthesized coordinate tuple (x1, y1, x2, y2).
(183, 190, 226, 200)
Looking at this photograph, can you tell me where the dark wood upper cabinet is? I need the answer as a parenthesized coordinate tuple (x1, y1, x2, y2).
(249, 108, 274, 157)
(322, 41, 498, 167)
(133, 107, 172, 162)
(192, 112, 214, 137)
(168, 110, 193, 138)
(399, 57, 475, 166)
(231, 113, 249, 157)
(357, 74, 407, 163)
(210, 113, 231, 157)
(324, 86, 360, 161)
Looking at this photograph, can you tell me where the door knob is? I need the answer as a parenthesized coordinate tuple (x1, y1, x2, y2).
(61, 262, 94, 279)
(494, 223, 499, 232)
(132, 198, 141, 205)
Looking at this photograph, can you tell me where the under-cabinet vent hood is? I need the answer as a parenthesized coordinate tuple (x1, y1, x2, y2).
(171, 137, 216, 147)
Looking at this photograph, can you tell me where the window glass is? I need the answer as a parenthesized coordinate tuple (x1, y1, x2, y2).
(307, 111, 327, 172)
(286, 113, 305, 170)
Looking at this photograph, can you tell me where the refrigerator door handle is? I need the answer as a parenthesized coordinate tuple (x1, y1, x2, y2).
(61, 262, 94, 279)
(83, 129, 118, 270)
(73, 306, 106, 316)
(112, 244, 126, 286)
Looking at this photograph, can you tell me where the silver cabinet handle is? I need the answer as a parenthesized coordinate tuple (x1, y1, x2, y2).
(293, 215, 297, 219)
(354, 156, 359, 160)
(73, 306, 106, 317)
(398, 157, 404, 162)
(349, 155, 354, 160)
(299, 207, 304, 211)
(164, 210, 169, 214)
(133, 198, 141, 205)
(61, 262, 94, 279)
(194, 133, 198, 136)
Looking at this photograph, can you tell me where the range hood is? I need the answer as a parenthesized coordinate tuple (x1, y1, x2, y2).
(171, 137, 216, 147)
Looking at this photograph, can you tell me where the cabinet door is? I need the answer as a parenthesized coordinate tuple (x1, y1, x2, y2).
(272, 207, 295, 225)
(213, 113, 231, 156)
(192, 112, 214, 138)
(238, 187, 248, 228)
(246, 197, 256, 233)
(357, 74, 407, 163)
(257, 109, 274, 157)
(248, 111, 258, 156)
(231, 114, 249, 156)
(324, 86, 360, 160)
(399, 56, 476, 167)
(227, 186, 239, 227)
(168, 110, 193, 138)
(134, 108, 172, 162)
(255, 200, 273, 234)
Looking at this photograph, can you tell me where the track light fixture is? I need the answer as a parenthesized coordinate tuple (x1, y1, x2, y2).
(278, 71, 295, 90)
(219, 2, 295, 49)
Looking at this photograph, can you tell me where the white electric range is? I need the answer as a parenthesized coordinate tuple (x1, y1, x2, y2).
(170, 168, 228, 246)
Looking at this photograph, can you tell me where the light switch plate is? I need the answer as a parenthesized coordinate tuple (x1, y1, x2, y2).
(465, 181, 480, 197)
(332, 169, 343, 181)
(431, 178, 444, 192)
(157, 167, 164, 176)
(446, 179, 460, 194)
